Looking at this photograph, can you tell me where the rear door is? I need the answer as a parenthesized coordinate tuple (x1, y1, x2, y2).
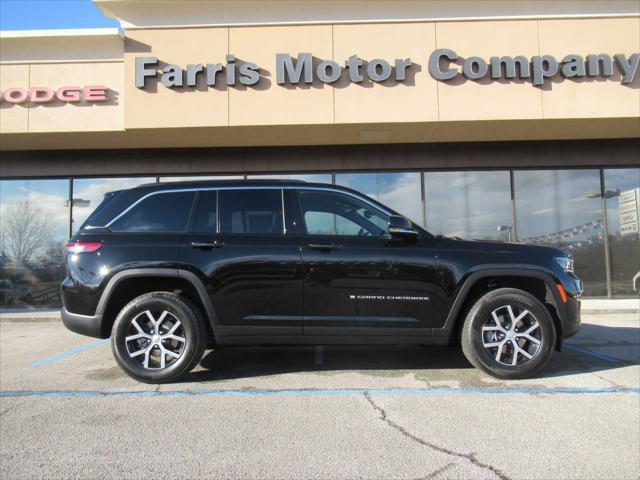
(179, 188, 303, 337)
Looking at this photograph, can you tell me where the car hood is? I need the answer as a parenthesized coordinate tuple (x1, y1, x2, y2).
(436, 236, 567, 257)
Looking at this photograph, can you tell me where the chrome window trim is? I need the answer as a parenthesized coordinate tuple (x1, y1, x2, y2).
(89, 185, 392, 229)
(281, 189, 286, 234)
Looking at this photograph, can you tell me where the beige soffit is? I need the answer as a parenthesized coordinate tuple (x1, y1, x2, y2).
(94, 0, 640, 29)
(0, 28, 124, 63)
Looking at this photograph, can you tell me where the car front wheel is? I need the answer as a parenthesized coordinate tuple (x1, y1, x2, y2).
(461, 288, 556, 379)
(111, 292, 206, 384)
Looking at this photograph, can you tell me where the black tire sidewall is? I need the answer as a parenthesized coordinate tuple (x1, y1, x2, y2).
(462, 288, 556, 379)
(111, 292, 204, 383)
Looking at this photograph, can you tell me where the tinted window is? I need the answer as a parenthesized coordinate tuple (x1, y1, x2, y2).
(0, 179, 69, 308)
(514, 169, 606, 296)
(425, 171, 513, 240)
(110, 191, 195, 232)
(72, 177, 155, 232)
(336, 172, 423, 226)
(603, 168, 640, 296)
(298, 190, 389, 236)
(219, 189, 283, 234)
(192, 191, 218, 233)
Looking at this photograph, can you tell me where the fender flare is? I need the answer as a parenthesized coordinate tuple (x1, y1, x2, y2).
(437, 267, 566, 337)
(95, 268, 219, 335)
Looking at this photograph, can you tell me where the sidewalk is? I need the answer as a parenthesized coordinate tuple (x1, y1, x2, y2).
(580, 298, 640, 315)
(1, 298, 637, 322)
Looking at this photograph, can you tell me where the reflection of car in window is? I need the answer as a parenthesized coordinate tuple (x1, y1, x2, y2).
(61, 180, 583, 384)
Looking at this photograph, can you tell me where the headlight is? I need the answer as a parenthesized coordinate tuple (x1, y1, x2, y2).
(555, 256, 574, 272)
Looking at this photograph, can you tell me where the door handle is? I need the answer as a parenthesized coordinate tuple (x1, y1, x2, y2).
(191, 241, 223, 249)
(308, 243, 341, 251)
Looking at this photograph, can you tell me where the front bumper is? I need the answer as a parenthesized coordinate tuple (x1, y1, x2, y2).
(61, 307, 105, 339)
(562, 296, 581, 339)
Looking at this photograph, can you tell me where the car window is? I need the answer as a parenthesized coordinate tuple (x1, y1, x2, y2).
(192, 190, 218, 233)
(297, 190, 389, 236)
(219, 189, 284, 234)
(110, 191, 195, 232)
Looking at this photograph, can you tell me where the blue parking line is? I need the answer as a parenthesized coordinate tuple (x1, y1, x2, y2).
(29, 339, 111, 367)
(1, 387, 638, 398)
(564, 343, 623, 363)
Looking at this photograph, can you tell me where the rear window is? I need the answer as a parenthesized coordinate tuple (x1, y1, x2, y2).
(219, 189, 283, 234)
(110, 191, 195, 232)
(79, 191, 117, 230)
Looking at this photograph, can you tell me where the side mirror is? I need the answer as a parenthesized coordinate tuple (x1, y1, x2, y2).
(388, 215, 418, 238)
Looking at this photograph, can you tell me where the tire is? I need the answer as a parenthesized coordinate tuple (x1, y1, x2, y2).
(111, 292, 206, 384)
(461, 288, 556, 379)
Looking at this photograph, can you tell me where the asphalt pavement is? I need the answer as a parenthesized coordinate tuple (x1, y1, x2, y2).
(0, 312, 638, 479)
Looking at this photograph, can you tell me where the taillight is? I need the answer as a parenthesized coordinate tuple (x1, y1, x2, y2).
(65, 241, 103, 254)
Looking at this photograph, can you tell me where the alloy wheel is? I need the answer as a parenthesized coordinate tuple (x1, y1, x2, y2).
(125, 310, 186, 369)
(481, 305, 542, 366)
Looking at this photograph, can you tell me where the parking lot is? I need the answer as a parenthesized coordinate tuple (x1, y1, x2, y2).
(1, 312, 639, 480)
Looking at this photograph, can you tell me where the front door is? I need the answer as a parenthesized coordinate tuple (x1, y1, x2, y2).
(292, 188, 438, 337)
(179, 188, 303, 337)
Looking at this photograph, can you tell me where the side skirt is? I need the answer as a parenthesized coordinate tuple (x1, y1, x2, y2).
(215, 335, 450, 346)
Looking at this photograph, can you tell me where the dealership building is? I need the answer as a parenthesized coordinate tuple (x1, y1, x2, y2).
(0, 0, 639, 308)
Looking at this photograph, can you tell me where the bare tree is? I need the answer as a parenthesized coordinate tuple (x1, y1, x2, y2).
(1, 200, 56, 262)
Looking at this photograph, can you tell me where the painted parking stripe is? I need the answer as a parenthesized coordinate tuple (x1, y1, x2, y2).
(1, 387, 638, 398)
(29, 339, 111, 367)
(563, 343, 624, 363)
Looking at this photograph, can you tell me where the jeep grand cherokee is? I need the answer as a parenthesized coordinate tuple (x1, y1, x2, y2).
(61, 180, 582, 383)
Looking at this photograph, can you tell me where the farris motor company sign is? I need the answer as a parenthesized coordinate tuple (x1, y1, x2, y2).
(135, 50, 639, 89)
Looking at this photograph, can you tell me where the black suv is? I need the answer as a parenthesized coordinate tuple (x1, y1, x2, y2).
(61, 180, 582, 383)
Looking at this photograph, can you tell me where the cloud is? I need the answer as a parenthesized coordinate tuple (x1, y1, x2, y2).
(532, 208, 554, 215)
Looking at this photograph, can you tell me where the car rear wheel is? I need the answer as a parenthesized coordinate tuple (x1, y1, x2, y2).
(461, 288, 556, 379)
(111, 292, 206, 384)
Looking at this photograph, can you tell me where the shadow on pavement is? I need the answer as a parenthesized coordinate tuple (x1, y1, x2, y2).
(180, 321, 638, 383)
(190, 345, 471, 382)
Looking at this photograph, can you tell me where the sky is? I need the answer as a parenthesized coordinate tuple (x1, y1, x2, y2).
(0, 0, 118, 31)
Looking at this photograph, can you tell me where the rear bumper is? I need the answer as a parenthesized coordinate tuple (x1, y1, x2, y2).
(61, 307, 106, 339)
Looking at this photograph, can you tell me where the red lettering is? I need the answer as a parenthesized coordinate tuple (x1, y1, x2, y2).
(56, 86, 82, 102)
(83, 85, 107, 101)
(3, 87, 28, 104)
(0, 85, 111, 104)
(30, 87, 54, 103)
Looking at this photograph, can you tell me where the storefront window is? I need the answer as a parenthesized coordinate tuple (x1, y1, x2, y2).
(335, 172, 423, 226)
(0, 179, 70, 309)
(603, 168, 640, 296)
(514, 169, 606, 296)
(425, 171, 513, 240)
(247, 173, 331, 183)
(72, 177, 155, 232)
(160, 175, 243, 182)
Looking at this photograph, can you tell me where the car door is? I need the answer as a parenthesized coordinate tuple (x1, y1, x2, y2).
(179, 188, 304, 337)
(293, 188, 438, 337)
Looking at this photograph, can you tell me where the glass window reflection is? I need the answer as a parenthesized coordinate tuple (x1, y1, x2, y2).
(247, 173, 332, 183)
(603, 168, 640, 296)
(72, 177, 155, 232)
(0, 179, 70, 308)
(160, 175, 243, 182)
(514, 169, 606, 296)
(335, 172, 423, 226)
(425, 171, 512, 241)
